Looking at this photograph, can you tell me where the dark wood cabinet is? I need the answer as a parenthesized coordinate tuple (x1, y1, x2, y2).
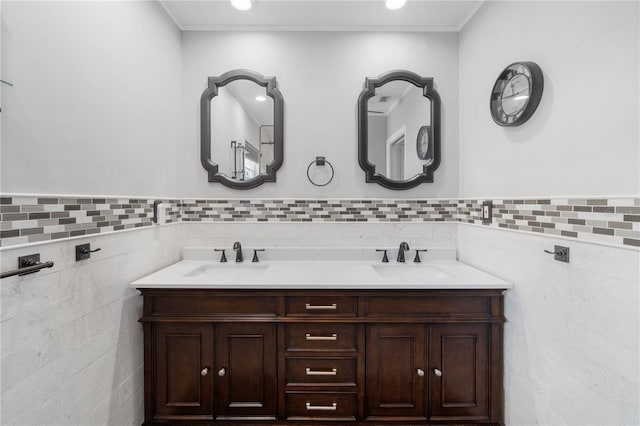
(429, 324, 490, 422)
(139, 289, 505, 425)
(215, 323, 277, 420)
(152, 323, 214, 421)
(366, 324, 426, 421)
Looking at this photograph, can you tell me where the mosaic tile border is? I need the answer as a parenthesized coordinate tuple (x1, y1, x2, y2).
(457, 198, 640, 248)
(180, 199, 457, 222)
(0, 195, 638, 249)
(0, 196, 181, 247)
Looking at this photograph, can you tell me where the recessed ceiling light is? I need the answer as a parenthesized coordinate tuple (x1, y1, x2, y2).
(231, 0, 252, 11)
(255, 95, 267, 102)
(386, 0, 406, 10)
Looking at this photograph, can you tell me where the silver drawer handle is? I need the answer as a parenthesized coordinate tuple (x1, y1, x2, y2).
(305, 333, 337, 341)
(306, 367, 337, 376)
(306, 402, 337, 411)
(305, 303, 337, 310)
(201, 367, 209, 377)
(434, 368, 443, 377)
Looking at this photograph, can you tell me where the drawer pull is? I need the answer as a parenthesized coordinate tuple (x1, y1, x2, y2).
(305, 333, 337, 341)
(305, 367, 337, 376)
(434, 368, 443, 377)
(306, 402, 337, 411)
(200, 367, 209, 377)
(218, 367, 226, 377)
(305, 303, 337, 310)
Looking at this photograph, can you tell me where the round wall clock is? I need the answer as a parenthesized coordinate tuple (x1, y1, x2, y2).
(490, 61, 543, 127)
(416, 125, 431, 160)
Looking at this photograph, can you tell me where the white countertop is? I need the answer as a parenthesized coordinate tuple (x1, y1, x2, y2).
(131, 248, 512, 290)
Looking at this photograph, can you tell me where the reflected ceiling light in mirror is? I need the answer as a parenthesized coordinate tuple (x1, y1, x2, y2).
(231, 0, 252, 11)
(385, 0, 406, 10)
(255, 95, 267, 102)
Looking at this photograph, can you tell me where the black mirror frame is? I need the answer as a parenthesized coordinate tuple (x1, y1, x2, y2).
(200, 69, 284, 190)
(357, 70, 441, 190)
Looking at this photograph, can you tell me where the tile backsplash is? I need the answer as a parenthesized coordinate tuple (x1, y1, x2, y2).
(0, 196, 181, 247)
(458, 198, 640, 248)
(1, 195, 638, 249)
(180, 199, 458, 222)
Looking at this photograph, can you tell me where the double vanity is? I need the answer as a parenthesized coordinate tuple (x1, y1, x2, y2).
(133, 246, 511, 425)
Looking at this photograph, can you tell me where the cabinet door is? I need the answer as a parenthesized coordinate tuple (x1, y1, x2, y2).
(154, 323, 214, 420)
(366, 324, 426, 420)
(429, 324, 489, 421)
(215, 323, 277, 419)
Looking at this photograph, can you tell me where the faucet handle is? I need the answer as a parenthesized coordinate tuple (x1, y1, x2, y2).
(214, 249, 227, 263)
(252, 249, 265, 263)
(413, 249, 428, 263)
(376, 249, 389, 263)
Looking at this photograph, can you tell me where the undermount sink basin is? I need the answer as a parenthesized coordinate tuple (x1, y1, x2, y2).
(371, 263, 452, 279)
(184, 263, 270, 278)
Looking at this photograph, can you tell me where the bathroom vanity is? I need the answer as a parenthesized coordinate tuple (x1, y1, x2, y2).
(134, 249, 510, 425)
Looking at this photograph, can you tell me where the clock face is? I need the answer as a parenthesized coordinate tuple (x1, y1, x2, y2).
(500, 73, 530, 116)
(490, 62, 543, 126)
(416, 125, 431, 161)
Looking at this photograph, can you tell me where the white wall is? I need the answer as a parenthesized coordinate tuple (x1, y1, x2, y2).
(458, 2, 640, 424)
(180, 31, 459, 198)
(458, 1, 639, 198)
(1, 2, 184, 425)
(1, 226, 182, 425)
(0, 1, 182, 197)
(458, 226, 639, 425)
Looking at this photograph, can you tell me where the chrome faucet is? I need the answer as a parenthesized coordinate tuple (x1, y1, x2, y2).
(232, 241, 243, 262)
(397, 241, 410, 262)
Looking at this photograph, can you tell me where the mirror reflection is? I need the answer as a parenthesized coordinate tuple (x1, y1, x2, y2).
(358, 70, 441, 190)
(201, 69, 283, 189)
(366, 81, 432, 181)
(211, 80, 274, 181)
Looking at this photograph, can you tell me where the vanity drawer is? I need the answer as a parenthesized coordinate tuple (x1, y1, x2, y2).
(365, 295, 491, 317)
(286, 392, 357, 421)
(152, 294, 277, 316)
(285, 296, 356, 317)
(285, 324, 357, 352)
(286, 357, 357, 386)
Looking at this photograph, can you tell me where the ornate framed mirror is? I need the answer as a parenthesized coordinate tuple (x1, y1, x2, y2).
(357, 70, 441, 190)
(200, 69, 284, 189)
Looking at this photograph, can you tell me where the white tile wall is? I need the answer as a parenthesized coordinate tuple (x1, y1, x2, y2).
(457, 224, 639, 425)
(0, 225, 182, 425)
(180, 222, 458, 250)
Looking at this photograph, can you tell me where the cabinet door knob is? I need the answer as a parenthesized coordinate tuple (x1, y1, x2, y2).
(200, 367, 209, 377)
(218, 367, 226, 377)
(416, 368, 425, 377)
(434, 368, 443, 377)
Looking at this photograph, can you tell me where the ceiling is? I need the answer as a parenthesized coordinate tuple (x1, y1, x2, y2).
(160, 0, 484, 32)
(224, 79, 273, 125)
